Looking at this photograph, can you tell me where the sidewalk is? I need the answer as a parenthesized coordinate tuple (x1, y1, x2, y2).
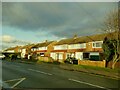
(59, 64, 120, 80)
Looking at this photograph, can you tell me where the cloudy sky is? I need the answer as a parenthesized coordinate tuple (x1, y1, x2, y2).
(1, 2, 118, 50)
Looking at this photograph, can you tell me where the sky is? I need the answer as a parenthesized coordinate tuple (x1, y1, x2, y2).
(1, 2, 118, 50)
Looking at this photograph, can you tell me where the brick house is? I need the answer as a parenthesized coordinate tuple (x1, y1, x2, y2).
(4, 46, 22, 53)
(3, 46, 22, 59)
(31, 41, 57, 58)
(50, 32, 118, 62)
(21, 44, 35, 59)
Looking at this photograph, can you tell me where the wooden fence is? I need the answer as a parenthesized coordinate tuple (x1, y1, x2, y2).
(107, 61, 120, 69)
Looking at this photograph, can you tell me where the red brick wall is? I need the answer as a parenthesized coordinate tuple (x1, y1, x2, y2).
(78, 60, 106, 68)
(86, 42, 103, 52)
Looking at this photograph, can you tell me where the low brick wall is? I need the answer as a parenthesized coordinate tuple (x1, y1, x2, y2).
(78, 60, 106, 68)
(37, 56, 53, 62)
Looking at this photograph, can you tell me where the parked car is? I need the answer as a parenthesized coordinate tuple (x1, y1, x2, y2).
(0, 54, 5, 59)
(64, 57, 78, 64)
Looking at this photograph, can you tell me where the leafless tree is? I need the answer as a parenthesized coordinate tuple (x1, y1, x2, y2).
(102, 9, 120, 69)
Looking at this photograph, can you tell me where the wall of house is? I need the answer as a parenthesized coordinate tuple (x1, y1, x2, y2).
(21, 49, 26, 58)
(50, 52, 66, 62)
(75, 52, 83, 60)
(50, 53, 56, 60)
(47, 41, 57, 57)
(78, 60, 106, 67)
(14, 47, 19, 53)
(86, 41, 103, 52)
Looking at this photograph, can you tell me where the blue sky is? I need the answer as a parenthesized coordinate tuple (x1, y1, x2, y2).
(1, 2, 118, 50)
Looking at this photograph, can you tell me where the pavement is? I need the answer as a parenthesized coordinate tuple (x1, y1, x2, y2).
(59, 64, 120, 80)
(1, 60, 119, 89)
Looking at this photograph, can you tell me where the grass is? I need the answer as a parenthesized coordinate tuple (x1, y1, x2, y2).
(73, 65, 120, 73)
(59, 64, 120, 79)
(37, 60, 61, 65)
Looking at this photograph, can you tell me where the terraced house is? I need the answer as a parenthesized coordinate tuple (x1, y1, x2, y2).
(31, 40, 57, 57)
(21, 44, 35, 59)
(50, 32, 118, 63)
(3, 46, 22, 59)
(4, 46, 22, 53)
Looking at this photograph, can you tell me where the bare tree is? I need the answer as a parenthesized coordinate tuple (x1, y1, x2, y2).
(102, 9, 120, 69)
(102, 9, 119, 32)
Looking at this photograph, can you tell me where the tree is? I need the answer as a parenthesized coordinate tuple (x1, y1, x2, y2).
(102, 9, 120, 69)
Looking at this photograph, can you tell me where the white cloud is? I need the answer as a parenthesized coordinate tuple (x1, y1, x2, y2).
(1, 35, 14, 43)
(0, 35, 32, 50)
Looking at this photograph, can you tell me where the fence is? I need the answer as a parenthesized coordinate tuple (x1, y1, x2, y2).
(107, 61, 120, 69)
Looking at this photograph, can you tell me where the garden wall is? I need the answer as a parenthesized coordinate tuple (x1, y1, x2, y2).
(78, 60, 106, 68)
(37, 56, 53, 62)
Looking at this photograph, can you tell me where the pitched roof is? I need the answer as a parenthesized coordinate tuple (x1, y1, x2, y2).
(5, 46, 22, 51)
(55, 32, 118, 45)
(21, 44, 35, 49)
(32, 41, 54, 48)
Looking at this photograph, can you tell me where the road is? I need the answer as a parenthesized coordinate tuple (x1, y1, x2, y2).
(2, 60, 119, 89)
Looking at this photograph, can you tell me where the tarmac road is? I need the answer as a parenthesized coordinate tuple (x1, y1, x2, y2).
(2, 60, 119, 89)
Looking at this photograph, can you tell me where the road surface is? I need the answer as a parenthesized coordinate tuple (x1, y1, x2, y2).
(2, 60, 119, 89)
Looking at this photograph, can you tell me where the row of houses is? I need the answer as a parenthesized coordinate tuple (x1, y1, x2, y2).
(3, 32, 118, 62)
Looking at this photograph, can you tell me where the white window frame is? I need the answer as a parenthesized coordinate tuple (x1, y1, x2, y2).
(92, 41, 103, 48)
(68, 43, 86, 49)
(38, 47, 47, 50)
(54, 44, 68, 50)
(80, 43, 86, 49)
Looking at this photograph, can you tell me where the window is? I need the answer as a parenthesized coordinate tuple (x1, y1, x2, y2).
(54, 45, 68, 50)
(92, 41, 103, 48)
(38, 47, 47, 50)
(83, 53, 90, 59)
(40, 53, 44, 56)
(68, 43, 86, 49)
(80, 43, 86, 48)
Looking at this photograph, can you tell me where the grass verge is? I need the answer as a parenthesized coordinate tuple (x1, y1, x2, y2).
(60, 64, 120, 80)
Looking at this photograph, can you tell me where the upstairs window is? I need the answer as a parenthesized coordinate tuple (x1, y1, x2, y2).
(92, 41, 103, 48)
(68, 43, 86, 49)
(80, 43, 86, 48)
(54, 44, 68, 50)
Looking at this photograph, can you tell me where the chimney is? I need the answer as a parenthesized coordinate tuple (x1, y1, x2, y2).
(45, 40, 48, 43)
(73, 34, 77, 39)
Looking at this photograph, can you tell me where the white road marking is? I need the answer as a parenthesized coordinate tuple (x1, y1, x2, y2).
(68, 78, 111, 90)
(11, 78, 26, 88)
(4, 77, 26, 88)
(28, 68, 53, 76)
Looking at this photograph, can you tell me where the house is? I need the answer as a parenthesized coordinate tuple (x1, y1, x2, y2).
(4, 46, 22, 53)
(50, 35, 88, 63)
(50, 32, 118, 62)
(3, 46, 22, 59)
(21, 44, 35, 59)
(31, 40, 57, 58)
